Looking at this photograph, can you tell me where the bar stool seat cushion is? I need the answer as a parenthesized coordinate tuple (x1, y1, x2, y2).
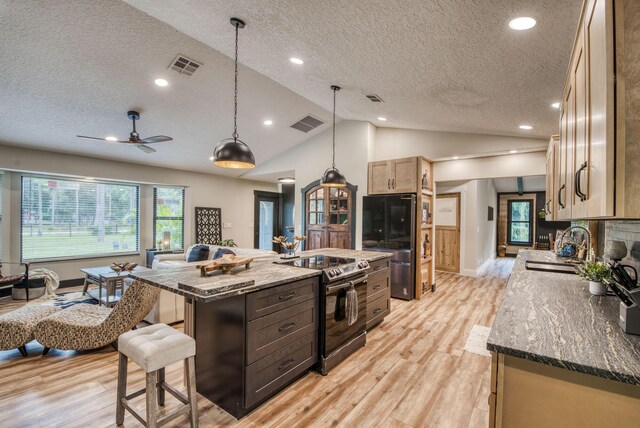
(118, 323, 195, 373)
(0, 305, 61, 350)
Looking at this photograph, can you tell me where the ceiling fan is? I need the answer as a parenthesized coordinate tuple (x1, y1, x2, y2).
(77, 110, 172, 154)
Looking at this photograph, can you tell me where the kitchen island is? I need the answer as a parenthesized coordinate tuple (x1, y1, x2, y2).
(130, 248, 391, 418)
(487, 250, 640, 427)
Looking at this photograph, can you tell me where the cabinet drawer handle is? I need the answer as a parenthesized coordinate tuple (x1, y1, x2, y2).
(575, 161, 588, 201)
(374, 265, 385, 271)
(373, 308, 382, 315)
(373, 284, 381, 290)
(279, 322, 296, 332)
(388, 179, 391, 189)
(279, 292, 297, 301)
(392, 178, 395, 189)
(278, 358, 295, 371)
(558, 184, 566, 209)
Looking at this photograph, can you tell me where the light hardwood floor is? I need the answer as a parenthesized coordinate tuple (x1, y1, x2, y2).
(0, 267, 509, 427)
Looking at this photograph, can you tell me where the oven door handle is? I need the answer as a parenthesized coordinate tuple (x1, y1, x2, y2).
(326, 274, 369, 293)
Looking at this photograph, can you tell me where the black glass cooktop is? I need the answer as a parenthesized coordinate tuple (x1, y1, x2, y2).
(281, 255, 356, 270)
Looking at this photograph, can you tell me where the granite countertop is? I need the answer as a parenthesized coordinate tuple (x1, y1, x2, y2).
(129, 248, 391, 303)
(487, 250, 640, 385)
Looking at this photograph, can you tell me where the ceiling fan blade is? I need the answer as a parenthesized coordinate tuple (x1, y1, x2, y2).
(77, 135, 129, 143)
(140, 135, 173, 144)
(137, 144, 156, 154)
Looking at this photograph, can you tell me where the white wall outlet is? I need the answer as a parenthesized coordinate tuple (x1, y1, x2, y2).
(223, 222, 232, 229)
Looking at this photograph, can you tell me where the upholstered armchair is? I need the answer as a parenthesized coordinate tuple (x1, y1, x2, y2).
(34, 280, 160, 353)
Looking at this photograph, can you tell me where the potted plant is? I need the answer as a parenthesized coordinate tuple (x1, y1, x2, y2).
(497, 243, 507, 257)
(576, 260, 611, 296)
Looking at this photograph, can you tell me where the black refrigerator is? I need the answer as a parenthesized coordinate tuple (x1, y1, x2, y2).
(362, 194, 416, 300)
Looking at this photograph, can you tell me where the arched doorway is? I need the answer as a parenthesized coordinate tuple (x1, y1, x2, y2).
(302, 181, 357, 250)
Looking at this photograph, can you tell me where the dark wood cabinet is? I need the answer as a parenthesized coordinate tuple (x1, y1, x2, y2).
(194, 277, 320, 419)
(365, 259, 391, 330)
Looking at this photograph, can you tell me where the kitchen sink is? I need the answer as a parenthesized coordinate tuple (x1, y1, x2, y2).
(525, 260, 578, 275)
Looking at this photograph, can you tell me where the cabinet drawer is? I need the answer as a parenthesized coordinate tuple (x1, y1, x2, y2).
(244, 333, 317, 408)
(368, 258, 390, 274)
(246, 298, 318, 364)
(367, 270, 390, 302)
(246, 277, 318, 321)
(366, 292, 390, 330)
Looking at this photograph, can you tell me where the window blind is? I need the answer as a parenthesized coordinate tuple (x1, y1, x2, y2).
(21, 176, 139, 261)
(153, 187, 185, 250)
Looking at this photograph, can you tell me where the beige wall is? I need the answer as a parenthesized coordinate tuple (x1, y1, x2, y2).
(476, 179, 497, 267)
(0, 144, 276, 280)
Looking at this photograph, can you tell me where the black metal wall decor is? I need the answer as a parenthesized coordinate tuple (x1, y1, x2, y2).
(195, 207, 222, 244)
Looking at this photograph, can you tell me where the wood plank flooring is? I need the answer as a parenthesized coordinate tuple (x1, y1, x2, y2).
(0, 267, 508, 427)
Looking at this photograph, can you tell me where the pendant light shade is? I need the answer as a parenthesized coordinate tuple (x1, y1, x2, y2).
(213, 18, 256, 169)
(320, 85, 347, 188)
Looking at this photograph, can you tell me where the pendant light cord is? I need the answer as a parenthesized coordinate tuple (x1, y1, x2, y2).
(233, 21, 239, 140)
(332, 86, 336, 169)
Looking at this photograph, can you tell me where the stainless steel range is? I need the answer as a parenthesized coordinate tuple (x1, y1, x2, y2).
(279, 255, 369, 375)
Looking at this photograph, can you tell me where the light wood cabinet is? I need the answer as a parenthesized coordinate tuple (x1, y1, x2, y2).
(367, 157, 418, 194)
(366, 156, 435, 300)
(544, 136, 558, 221)
(550, 0, 638, 220)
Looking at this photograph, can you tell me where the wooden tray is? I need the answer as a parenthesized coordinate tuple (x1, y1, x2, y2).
(196, 255, 254, 276)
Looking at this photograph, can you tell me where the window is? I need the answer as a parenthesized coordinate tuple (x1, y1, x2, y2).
(153, 187, 185, 250)
(21, 176, 139, 261)
(507, 199, 533, 245)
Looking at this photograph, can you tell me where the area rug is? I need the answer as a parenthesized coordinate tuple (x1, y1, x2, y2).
(463, 324, 492, 357)
(31, 291, 98, 309)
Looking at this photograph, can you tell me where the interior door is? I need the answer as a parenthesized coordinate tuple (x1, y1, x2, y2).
(254, 191, 281, 252)
(435, 193, 460, 273)
(306, 187, 326, 250)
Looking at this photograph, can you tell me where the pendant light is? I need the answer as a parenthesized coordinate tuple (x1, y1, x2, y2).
(213, 18, 256, 169)
(320, 85, 347, 187)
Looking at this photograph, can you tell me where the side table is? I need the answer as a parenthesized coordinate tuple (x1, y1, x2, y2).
(81, 266, 151, 307)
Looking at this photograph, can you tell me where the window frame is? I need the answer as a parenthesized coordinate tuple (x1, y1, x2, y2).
(20, 175, 140, 263)
(507, 199, 534, 246)
(153, 186, 185, 251)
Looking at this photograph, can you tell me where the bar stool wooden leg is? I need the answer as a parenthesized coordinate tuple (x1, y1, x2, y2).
(116, 353, 127, 426)
(186, 356, 199, 428)
(145, 371, 159, 428)
(157, 367, 165, 406)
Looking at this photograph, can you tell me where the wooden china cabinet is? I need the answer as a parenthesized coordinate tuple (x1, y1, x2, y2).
(305, 185, 352, 250)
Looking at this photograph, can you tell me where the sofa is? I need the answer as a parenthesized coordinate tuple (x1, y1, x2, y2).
(145, 245, 277, 324)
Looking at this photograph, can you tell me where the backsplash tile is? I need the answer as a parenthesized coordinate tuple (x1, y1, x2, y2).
(604, 221, 640, 271)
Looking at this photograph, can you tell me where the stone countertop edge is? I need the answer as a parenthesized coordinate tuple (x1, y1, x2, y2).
(129, 248, 389, 303)
(487, 249, 640, 386)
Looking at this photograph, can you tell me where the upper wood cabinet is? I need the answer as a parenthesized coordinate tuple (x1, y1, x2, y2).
(550, 0, 638, 219)
(368, 157, 418, 194)
(545, 136, 559, 221)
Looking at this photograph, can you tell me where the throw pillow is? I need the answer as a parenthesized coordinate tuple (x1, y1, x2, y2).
(213, 248, 236, 259)
(187, 245, 210, 262)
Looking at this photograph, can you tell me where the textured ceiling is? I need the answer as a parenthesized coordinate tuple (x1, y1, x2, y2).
(124, 0, 583, 139)
(0, 0, 332, 177)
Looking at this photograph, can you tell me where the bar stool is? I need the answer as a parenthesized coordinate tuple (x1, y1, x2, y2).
(116, 323, 198, 427)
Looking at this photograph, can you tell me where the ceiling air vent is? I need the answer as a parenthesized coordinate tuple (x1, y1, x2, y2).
(366, 94, 384, 102)
(290, 115, 324, 133)
(169, 54, 202, 76)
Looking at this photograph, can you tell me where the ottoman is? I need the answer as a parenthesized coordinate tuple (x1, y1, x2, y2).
(0, 305, 61, 356)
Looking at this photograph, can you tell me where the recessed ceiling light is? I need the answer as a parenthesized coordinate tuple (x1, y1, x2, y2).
(289, 57, 304, 65)
(377, 117, 387, 121)
(551, 102, 561, 109)
(154, 78, 168, 87)
(278, 177, 295, 184)
(264, 120, 273, 126)
(452, 156, 459, 160)
(510, 150, 518, 154)
(209, 156, 214, 161)
(509, 17, 537, 31)
(519, 125, 533, 130)
(105, 136, 118, 141)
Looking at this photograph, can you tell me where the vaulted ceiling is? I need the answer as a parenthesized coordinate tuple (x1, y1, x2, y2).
(0, 0, 582, 178)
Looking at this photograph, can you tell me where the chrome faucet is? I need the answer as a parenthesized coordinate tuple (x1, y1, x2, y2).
(557, 225, 592, 261)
